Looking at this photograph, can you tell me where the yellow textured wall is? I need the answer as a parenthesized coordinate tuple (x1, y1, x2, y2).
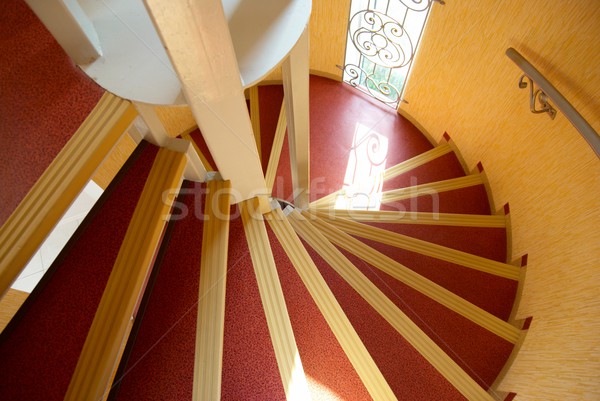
(399, 1, 600, 399)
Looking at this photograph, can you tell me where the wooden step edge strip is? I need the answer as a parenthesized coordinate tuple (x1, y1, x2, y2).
(383, 143, 453, 181)
(266, 208, 398, 401)
(0, 93, 137, 298)
(286, 210, 495, 401)
(305, 213, 520, 344)
(181, 132, 215, 172)
(0, 92, 123, 246)
(312, 209, 506, 228)
(249, 86, 262, 164)
(310, 144, 453, 208)
(193, 179, 231, 401)
(265, 101, 287, 192)
(241, 199, 311, 401)
(314, 213, 520, 281)
(381, 174, 484, 204)
(64, 148, 187, 401)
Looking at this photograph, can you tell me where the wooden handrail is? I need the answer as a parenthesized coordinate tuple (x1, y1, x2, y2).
(506, 48, 600, 158)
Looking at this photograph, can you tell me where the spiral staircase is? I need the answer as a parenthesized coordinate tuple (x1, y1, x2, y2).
(0, 1, 528, 400)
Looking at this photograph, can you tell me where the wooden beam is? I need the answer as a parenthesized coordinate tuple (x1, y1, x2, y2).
(310, 212, 520, 280)
(304, 213, 521, 343)
(0, 288, 28, 333)
(181, 132, 215, 172)
(282, 29, 310, 208)
(265, 101, 287, 192)
(25, 0, 102, 64)
(145, 0, 266, 202)
(92, 132, 138, 190)
(241, 199, 311, 401)
(249, 86, 262, 164)
(311, 209, 506, 228)
(65, 148, 187, 401)
(193, 179, 231, 401)
(0, 93, 137, 298)
(267, 208, 398, 401)
(287, 210, 496, 401)
(133, 102, 173, 147)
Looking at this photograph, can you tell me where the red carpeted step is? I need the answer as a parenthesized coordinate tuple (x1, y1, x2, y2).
(258, 85, 284, 172)
(383, 151, 467, 192)
(302, 240, 468, 400)
(112, 181, 206, 400)
(0, 142, 158, 401)
(354, 234, 517, 321)
(188, 128, 217, 171)
(365, 222, 508, 262)
(266, 224, 373, 401)
(338, 247, 515, 391)
(220, 213, 286, 400)
(0, 0, 104, 226)
(381, 185, 493, 215)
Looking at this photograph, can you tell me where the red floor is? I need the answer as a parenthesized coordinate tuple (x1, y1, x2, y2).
(0, 0, 103, 226)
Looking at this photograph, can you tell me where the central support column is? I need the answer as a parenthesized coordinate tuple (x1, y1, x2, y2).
(144, 0, 266, 203)
(282, 29, 311, 209)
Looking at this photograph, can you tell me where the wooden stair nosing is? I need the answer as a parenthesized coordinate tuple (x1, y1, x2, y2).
(193, 179, 231, 401)
(0, 93, 137, 298)
(241, 200, 311, 401)
(287, 210, 496, 401)
(313, 213, 520, 281)
(311, 209, 506, 228)
(267, 208, 398, 401)
(310, 144, 454, 208)
(265, 101, 287, 192)
(64, 148, 187, 401)
(381, 174, 484, 204)
(304, 213, 520, 344)
(249, 86, 262, 163)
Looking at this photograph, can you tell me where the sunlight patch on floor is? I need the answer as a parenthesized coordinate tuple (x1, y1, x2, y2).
(335, 122, 388, 210)
(307, 375, 346, 401)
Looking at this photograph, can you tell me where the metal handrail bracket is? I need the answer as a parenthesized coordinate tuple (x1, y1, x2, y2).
(506, 47, 600, 158)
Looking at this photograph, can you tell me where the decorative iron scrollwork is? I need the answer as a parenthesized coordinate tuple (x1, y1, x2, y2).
(344, 63, 401, 106)
(348, 10, 413, 69)
(343, 0, 435, 108)
(518, 75, 557, 119)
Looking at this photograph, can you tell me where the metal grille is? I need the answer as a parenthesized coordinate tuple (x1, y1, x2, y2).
(343, 0, 434, 108)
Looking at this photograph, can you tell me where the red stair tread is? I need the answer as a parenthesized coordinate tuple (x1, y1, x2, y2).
(221, 213, 287, 400)
(188, 128, 217, 171)
(0, 0, 104, 226)
(113, 181, 206, 400)
(381, 185, 493, 215)
(302, 239, 468, 400)
(366, 222, 508, 262)
(0, 143, 158, 401)
(258, 85, 285, 173)
(383, 151, 467, 192)
(356, 235, 517, 320)
(266, 224, 373, 401)
(339, 247, 515, 390)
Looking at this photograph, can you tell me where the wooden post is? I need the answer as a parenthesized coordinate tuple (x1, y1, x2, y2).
(25, 0, 102, 64)
(282, 29, 310, 209)
(144, 0, 266, 203)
